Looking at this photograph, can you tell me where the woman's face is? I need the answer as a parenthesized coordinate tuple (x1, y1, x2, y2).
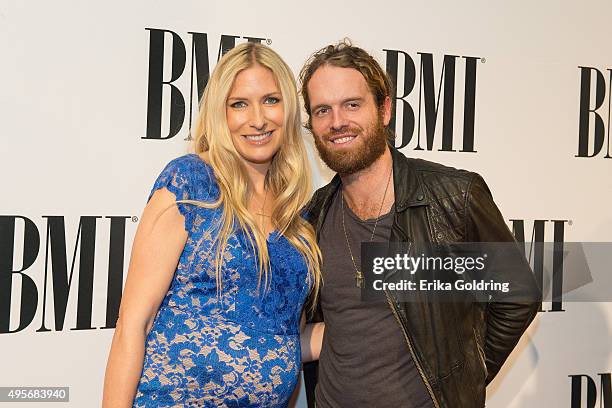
(226, 64, 284, 168)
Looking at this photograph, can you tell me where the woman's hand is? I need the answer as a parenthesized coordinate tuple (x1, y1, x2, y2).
(102, 188, 188, 408)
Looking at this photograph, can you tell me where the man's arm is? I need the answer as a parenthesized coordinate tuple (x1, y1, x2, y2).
(466, 174, 540, 384)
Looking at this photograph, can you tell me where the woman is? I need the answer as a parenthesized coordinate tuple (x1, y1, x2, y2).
(103, 43, 324, 407)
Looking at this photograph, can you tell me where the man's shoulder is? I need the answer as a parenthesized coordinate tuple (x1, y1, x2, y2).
(304, 176, 340, 223)
(400, 155, 482, 194)
(405, 156, 476, 180)
(312, 180, 335, 200)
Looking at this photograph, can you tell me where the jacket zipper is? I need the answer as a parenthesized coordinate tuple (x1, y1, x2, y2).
(384, 290, 441, 408)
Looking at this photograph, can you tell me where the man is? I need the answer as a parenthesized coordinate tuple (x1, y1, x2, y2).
(300, 41, 540, 408)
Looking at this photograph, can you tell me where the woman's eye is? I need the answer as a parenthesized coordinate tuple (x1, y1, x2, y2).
(230, 101, 247, 108)
(264, 96, 280, 104)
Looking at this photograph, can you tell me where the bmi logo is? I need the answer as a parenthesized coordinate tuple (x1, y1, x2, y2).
(509, 219, 569, 312)
(577, 66, 612, 158)
(384, 49, 482, 152)
(569, 373, 611, 408)
(144, 28, 267, 141)
(0, 215, 131, 333)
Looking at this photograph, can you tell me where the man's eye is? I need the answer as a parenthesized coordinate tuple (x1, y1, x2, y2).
(264, 96, 280, 104)
(315, 108, 329, 116)
(230, 101, 247, 108)
(347, 102, 360, 109)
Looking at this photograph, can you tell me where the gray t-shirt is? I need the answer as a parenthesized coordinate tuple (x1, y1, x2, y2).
(316, 189, 433, 408)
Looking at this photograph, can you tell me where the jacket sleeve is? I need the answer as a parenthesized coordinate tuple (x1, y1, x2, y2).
(465, 174, 540, 384)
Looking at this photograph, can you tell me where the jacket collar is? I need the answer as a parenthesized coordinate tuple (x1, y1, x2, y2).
(310, 145, 428, 232)
(390, 146, 429, 211)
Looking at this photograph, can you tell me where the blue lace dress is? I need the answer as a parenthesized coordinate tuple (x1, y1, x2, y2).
(133, 154, 310, 407)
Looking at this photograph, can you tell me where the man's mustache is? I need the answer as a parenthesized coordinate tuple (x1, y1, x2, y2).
(322, 127, 362, 140)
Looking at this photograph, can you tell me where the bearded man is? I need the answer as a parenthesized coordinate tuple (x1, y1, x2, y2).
(300, 41, 540, 408)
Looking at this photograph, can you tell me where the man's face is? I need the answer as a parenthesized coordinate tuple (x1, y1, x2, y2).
(307, 65, 391, 175)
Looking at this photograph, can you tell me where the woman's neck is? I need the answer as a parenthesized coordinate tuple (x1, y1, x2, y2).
(242, 160, 270, 196)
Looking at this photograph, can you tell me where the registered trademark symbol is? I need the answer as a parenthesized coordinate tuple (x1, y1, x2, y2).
(266, 39, 272, 45)
(132, 216, 139, 223)
(568, 220, 573, 226)
(480, 58, 486, 63)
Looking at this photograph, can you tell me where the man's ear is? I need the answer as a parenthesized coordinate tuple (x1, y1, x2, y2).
(382, 96, 392, 127)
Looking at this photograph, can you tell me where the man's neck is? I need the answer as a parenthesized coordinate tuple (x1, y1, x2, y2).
(340, 147, 395, 220)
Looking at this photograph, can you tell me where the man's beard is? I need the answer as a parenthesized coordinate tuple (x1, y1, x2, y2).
(313, 114, 388, 176)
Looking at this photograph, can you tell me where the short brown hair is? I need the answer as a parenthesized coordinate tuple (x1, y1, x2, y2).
(299, 39, 394, 130)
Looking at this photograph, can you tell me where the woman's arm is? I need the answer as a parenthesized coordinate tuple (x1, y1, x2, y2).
(102, 189, 188, 408)
(300, 312, 325, 363)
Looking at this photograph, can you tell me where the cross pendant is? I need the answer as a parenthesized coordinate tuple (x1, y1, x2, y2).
(355, 270, 364, 288)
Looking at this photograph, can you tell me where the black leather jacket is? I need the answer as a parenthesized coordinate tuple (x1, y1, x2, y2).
(303, 147, 540, 408)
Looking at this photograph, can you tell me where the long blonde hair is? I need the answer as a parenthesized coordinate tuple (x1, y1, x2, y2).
(187, 43, 321, 307)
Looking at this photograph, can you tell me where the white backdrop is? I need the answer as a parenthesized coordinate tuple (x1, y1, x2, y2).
(1, 0, 611, 407)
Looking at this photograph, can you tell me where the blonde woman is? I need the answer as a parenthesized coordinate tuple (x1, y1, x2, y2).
(102, 43, 324, 407)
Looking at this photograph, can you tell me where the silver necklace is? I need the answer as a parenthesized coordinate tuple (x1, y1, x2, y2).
(340, 167, 393, 288)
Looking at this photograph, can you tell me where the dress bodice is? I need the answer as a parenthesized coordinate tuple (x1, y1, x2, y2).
(148, 154, 309, 336)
